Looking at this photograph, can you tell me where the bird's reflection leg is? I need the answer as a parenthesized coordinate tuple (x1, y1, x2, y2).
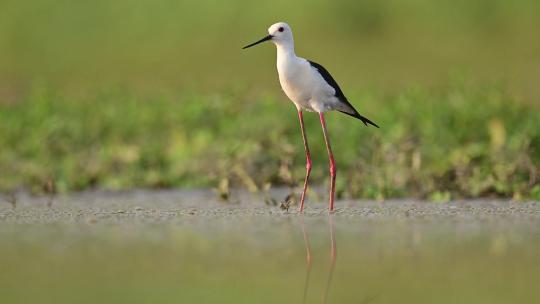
(323, 214, 337, 304)
(300, 217, 312, 304)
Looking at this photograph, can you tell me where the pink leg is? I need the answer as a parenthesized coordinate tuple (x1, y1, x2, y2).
(298, 110, 312, 212)
(319, 113, 336, 212)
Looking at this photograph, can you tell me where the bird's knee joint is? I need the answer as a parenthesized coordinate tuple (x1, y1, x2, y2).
(305, 156, 312, 170)
(330, 165, 337, 176)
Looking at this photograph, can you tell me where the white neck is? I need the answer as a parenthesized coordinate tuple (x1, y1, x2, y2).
(275, 41, 296, 64)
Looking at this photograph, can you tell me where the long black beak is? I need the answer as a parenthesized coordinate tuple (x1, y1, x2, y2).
(242, 35, 273, 49)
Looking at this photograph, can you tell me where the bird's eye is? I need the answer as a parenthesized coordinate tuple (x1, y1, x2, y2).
(278, 27, 284, 32)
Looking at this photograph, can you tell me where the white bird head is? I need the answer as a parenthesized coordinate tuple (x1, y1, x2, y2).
(242, 22, 294, 50)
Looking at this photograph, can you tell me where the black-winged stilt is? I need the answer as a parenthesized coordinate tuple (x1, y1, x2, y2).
(243, 22, 378, 212)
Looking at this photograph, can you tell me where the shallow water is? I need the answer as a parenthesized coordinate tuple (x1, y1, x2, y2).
(1, 190, 539, 304)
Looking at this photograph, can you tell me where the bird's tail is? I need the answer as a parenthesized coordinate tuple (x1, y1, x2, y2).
(339, 110, 380, 128)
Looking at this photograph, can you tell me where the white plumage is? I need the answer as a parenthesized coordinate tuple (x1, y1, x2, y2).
(275, 22, 346, 114)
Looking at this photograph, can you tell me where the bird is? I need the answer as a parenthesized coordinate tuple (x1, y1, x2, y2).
(242, 22, 378, 212)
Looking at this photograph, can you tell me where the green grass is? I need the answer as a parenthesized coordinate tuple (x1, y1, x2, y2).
(1, 0, 539, 198)
(1, 85, 539, 199)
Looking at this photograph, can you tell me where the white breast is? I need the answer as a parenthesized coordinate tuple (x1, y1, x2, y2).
(277, 56, 337, 112)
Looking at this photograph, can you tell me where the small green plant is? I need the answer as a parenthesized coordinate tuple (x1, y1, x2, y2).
(429, 191, 452, 203)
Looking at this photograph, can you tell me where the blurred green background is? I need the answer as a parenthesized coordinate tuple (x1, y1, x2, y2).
(1, 0, 539, 199)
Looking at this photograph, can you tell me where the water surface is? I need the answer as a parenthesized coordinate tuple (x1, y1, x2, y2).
(1, 190, 539, 303)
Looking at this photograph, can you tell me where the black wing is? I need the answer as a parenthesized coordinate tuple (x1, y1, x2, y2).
(308, 60, 379, 128)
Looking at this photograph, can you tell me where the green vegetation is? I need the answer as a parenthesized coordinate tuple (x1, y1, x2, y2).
(1, 0, 539, 199)
(1, 85, 539, 199)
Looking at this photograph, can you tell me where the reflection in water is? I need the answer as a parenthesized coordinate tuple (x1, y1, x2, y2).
(324, 214, 337, 304)
(299, 214, 337, 304)
(300, 217, 312, 304)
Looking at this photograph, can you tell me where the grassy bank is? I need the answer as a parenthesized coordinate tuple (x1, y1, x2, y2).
(1, 85, 539, 199)
(1, 0, 539, 199)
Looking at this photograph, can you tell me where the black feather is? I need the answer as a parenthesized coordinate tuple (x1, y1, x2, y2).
(339, 111, 380, 128)
(308, 60, 379, 128)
